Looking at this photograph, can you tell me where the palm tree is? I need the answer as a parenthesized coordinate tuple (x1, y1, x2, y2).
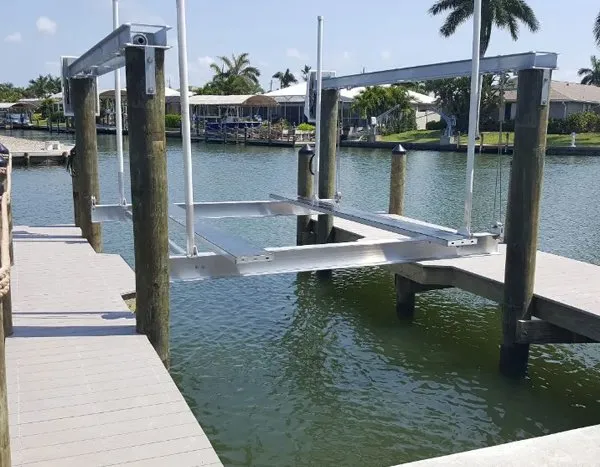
(429, 0, 540, 56)
(595, 12, 600, 46)
(272, 69, 298, 88)
(210, 53, 261, 85)
(301, 65, 312, 81)
(578, 56, 600, 86)
(27, 74, 61, 98)
(429, 0, 539, 134)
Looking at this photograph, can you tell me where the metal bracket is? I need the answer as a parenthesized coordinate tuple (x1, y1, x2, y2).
(145, 47, 156, 95)
(541, 68, 551, 106)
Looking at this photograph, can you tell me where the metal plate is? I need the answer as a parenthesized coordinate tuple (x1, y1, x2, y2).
(270, 194, 479, 247)
(169, 209, 272, 264)
(91, 204, 132, 223)
(174, 200, 313, 219)
(170, 236, 499, 281)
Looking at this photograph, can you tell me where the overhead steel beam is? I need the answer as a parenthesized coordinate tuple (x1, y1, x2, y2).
(170, 235, 499, 281)
(174, 200, 314, 218)
(322, 52, 558, 89)
(270, 194, 481, 246)
(67, 23, 170, 79)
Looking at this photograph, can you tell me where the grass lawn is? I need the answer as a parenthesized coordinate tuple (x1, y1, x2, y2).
(382, 130, 600, 147)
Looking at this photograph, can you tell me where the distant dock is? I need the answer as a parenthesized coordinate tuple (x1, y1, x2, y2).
(0, 135, 72, 166)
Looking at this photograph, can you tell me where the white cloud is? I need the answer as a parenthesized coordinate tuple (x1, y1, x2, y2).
(287, 48, 307, 60)
(4, 32, 22, 43)
(198, 56, 215, 68)
(342, 51, 351, 60)
(381, 50, 391, 61)
(36, 16, 57, 35)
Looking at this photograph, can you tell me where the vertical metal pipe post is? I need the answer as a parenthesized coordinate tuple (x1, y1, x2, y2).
(460, 0, 482, 236)
(313, 16, 324, 199)
(113, 0, 126, 205)
(176, 0, 196, 256)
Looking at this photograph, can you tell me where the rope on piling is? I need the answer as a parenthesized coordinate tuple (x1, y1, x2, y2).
(0, 153, 13, 299)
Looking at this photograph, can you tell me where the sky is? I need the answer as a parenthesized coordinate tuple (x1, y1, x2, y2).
(2, 0, 599, 91)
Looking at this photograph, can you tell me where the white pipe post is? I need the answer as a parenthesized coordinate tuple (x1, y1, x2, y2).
(460, 0, 482, 236)
(113, 0, 126, 205)
(176, 0, 196, 256)
(313, 15, 324, 199)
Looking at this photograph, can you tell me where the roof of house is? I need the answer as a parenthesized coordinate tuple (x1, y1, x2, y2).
(504, 81, 600, 104)
(264, 82, 436, 105)
(187, 94, 279, 107)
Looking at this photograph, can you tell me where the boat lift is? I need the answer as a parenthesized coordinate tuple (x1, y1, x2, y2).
(63, 6, 558, 282)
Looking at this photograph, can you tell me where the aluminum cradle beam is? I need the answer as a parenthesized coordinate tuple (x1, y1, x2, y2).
(92, 204, 132, 223)
(270, 194, 479, 246)
(170, 235, 498, 281)
(67, 23, 169, 79)
(174, 200, 313, 219)
(169, 209, 272, 264)
(322, 51, 558, 90)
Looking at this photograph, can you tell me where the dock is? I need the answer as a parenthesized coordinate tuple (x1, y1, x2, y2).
(334, 215, 600, 342)
(0, 135, 72, 166)
(7, 225, 221, 466)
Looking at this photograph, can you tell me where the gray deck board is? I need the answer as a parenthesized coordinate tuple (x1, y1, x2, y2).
(7, 225, 222, 466)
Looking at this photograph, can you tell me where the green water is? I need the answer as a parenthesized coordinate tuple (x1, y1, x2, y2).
(7, 129, 600, 466)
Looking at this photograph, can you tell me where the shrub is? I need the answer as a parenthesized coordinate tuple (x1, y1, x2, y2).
(297, 122, 315, 131)
(426, 120, 447, 131)
(165, 114, 181, 128)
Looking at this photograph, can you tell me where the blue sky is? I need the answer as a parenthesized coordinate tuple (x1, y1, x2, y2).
(2, 0, 599, 90)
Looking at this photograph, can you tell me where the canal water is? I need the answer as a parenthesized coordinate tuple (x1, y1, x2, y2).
(8, 129, 600, 466)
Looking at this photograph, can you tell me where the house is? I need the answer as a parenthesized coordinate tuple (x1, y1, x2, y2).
(502, 81, 600, 121)
(264, 82, 440, 129)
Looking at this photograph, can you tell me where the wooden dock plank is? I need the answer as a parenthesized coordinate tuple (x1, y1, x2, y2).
(7, 225, 222, 466)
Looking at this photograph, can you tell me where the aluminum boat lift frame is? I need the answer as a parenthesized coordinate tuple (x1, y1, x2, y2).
(65, 21, 558, 281)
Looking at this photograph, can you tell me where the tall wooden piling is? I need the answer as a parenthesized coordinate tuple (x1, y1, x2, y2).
(125, 47, 170, 368)
(388, 144, 406, 216)
(297, 144, 314, 246)
(499, 69, 550, 378)
(315, 89, 339, 278)
(316, 89, 339, 244)
(72, 78, 102, 252)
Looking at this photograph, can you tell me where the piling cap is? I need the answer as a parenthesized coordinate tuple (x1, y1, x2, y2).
(299, 144, 315, 155)
(392, 144, 407, 155)
(0, 142, 8, 155)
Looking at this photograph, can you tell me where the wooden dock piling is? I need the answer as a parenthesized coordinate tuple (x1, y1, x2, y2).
(297, 144, 314, 246)
(72, 78, 102, 252)
(125, 47, 171, 368)
(316, 89, 339, 277)
(0, 302, 9, 467)
(389, 144, 406, 216)
(499, 69, 551, 378)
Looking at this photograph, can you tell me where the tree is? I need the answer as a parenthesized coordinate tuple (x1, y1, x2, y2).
(352, 86, 416, 134)
(210, 53, 260, 85)
(595, 11, 600, 46)
(301, 65, 312, 81)
(273, 69, 298, 88)
(0, 83, 27, 102)
(424, 75, 500, 132)
(27, 74, 61, 98)
(578, 55, 600, 86)
(428, 0, 540, 56)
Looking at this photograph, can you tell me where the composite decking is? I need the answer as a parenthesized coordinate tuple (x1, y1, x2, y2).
(7, 225, 222, 466)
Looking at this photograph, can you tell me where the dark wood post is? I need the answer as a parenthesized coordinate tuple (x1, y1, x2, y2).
(389, 144, 406, 216)
(72, 78, 102, 252)
(125, 47, 170, 368)
(499, 69, 550, 378)
(315, 89, 339, 277)
(297, 144, 314, 246)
